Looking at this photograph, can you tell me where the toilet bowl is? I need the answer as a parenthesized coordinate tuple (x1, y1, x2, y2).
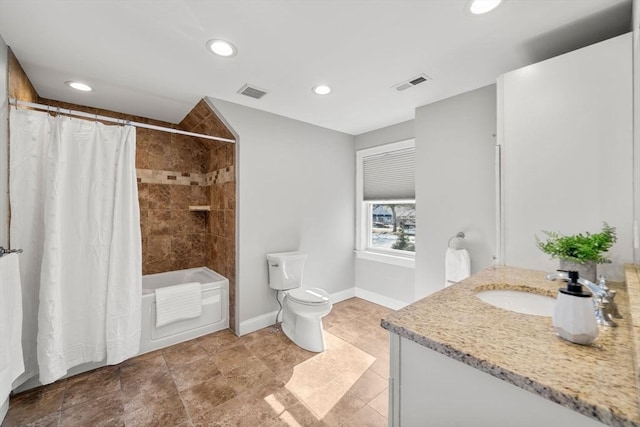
(267, 252, 333, 352)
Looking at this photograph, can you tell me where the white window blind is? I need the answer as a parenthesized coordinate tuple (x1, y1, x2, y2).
(363, 147, 415, 200)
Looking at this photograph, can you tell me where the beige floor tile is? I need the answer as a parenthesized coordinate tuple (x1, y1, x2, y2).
(170, 356, 221, 391)
(192, 391, 262, 427)
(283, 334, 375, 420)
(322, 391, 367, 427)
(260, 345, 313, 377)
(198, 328, 241, 354)
(369, 353, 390, 379)
(63, 365, 121, 409)
(211, 344, 256, 374)
(247, 377, 301, 417)
(119, 350, 168, 382)
(368, 388, 389, 418)
(341, 404, 387, 427)
(263, 402, 328, 427)
(180, 374, 237, 419)
(59, 390, 124, 427)
(239, 325, 281, 343)
(4, 384, 65, 427)
(122, 393, 190, 426)
(349, 370, 388, 403)
(243, 328, 290, 359)
(19, 411, 61, 427)
(223, 358, 278, 394)
(120, 371, 179, 413)
(162, 339, 209, 369)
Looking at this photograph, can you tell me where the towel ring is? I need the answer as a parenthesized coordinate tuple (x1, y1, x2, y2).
(447, 232, 468, 250)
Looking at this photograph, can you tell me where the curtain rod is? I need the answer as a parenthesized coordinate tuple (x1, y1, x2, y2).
(9, 99, 236, 144)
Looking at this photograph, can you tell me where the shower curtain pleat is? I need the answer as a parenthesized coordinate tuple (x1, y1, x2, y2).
(9, 107, 142, 385)
(9, 109, 51, 385)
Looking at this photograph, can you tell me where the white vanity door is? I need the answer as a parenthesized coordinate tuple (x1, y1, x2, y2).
(390, 336, 608, 427)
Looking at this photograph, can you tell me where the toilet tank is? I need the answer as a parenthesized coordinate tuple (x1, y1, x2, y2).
(267, 251, 308, 290)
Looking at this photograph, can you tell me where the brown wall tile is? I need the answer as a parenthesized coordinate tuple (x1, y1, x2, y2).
(8, 49, 39, 102)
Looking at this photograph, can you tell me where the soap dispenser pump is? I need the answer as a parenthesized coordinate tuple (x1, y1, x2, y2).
(552, 270, 599, 345)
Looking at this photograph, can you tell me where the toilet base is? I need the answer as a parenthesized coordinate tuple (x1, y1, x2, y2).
(282, 313, 327, 353)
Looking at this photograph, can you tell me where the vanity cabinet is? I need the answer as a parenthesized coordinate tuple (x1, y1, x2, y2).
(498, 32, 633, 280)
(388, 335, 607, 427)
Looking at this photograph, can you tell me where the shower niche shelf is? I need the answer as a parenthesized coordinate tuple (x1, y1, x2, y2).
(189, 205, 211, 212)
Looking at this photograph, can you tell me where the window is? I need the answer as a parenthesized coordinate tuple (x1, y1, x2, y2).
(356, 139, 415, 266)
(368, 203, 415, 252)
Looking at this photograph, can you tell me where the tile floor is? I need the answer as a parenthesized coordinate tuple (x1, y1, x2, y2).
(3, 297, 393, 426)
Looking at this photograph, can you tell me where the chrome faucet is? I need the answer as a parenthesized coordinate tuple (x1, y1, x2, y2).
(545, 271, 621, 327)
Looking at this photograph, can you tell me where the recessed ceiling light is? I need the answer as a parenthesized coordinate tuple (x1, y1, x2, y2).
(206, 39, 237, 57)
(468, 0, 503, 15)
(312, 85, 332, 95)
(65, 81, 93, 92)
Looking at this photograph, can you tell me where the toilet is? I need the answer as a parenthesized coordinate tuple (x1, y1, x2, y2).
(267, 251, 333, 352)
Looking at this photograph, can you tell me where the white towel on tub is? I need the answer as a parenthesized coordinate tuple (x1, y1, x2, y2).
(155, 282, 202, 327)
(445, 248, 470, 286)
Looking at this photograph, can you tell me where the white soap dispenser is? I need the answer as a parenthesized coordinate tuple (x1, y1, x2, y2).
(552, 270, 599, 345)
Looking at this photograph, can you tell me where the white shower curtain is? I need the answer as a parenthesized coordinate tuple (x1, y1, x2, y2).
(10, 107, 142, 385)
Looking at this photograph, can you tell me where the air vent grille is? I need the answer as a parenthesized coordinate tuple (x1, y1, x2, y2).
(238, 84, 268, 99)
(393, 73, 431, 92)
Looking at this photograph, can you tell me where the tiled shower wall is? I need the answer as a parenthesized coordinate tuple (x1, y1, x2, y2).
(8, 51, 237, 331)
(135, 128, 210, 274)
(180, 100, 237, 330)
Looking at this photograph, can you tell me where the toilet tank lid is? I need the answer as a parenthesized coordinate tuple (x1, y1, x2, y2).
(266, 251, 308, 262)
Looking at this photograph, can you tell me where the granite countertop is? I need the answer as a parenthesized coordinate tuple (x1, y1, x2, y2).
(381, 265, 640, 427)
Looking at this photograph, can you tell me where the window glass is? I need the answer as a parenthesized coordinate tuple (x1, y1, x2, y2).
(369, 203, 415, 253)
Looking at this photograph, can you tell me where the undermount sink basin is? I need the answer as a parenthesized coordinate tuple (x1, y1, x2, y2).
(475, 289, 556, 317)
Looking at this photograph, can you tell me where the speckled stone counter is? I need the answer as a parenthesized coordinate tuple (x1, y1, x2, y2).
(381, 265, 639, 427)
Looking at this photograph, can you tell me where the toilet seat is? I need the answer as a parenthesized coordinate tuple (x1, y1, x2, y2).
(287, 288, 330, 305)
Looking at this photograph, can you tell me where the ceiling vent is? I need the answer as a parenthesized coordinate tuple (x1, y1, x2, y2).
(393, 74, 431, 92)
(237, 84, 268, 99)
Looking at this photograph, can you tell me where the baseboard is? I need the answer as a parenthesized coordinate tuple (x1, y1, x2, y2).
(238, 310, 278, 336)
(330, 287, 356, 304)
(354, 287, 410, 310)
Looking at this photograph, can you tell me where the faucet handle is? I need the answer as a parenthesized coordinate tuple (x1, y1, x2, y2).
(605, 289, 623, 319)
(595, 296, 618, 327)
(597, 274, 609, 291)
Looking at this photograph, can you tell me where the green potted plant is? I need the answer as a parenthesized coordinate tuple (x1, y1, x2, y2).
(535, 222, 617, 282)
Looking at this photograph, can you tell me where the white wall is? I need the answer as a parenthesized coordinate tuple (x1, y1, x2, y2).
(414, 85, 497, 299)
(355, 119, 413, 150)
(208, 98, 355, 335)
(499, 34, 633, 281)
(354, 119, 415, 307)
(0, 35, 8, 248)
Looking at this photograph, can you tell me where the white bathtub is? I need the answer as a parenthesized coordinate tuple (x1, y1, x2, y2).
(139, 267, 229, 354)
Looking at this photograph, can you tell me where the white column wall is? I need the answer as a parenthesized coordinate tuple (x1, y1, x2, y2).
(414, 85, 497, 299)
(208, 98, 355, 335)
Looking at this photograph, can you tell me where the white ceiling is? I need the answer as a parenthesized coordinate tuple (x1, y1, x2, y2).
(0, 0, 632, 135)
